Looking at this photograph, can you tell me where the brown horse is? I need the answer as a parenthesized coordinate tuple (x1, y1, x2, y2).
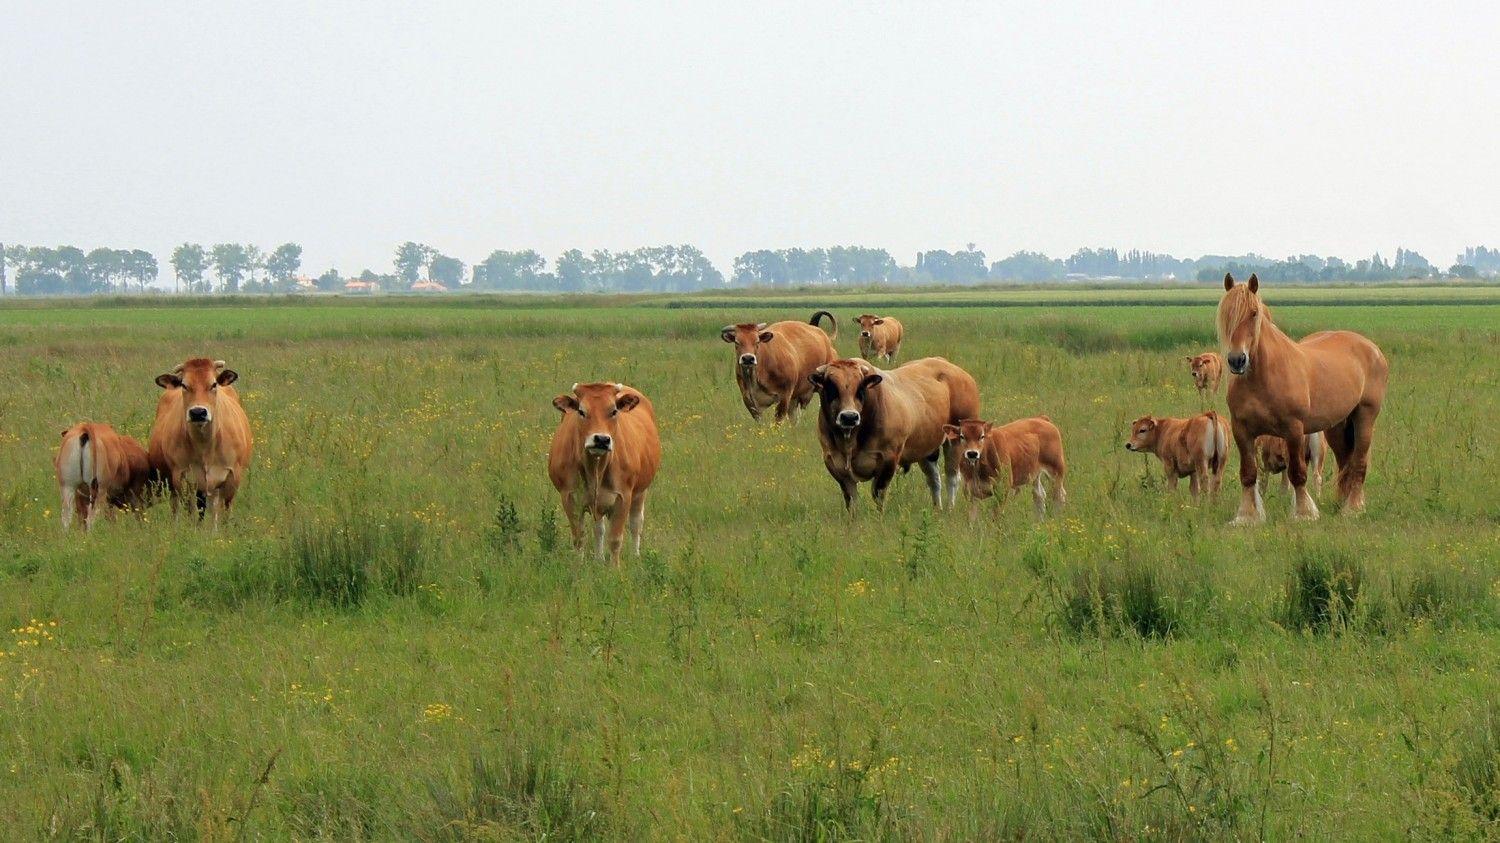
(1217, 273, 1388, 524)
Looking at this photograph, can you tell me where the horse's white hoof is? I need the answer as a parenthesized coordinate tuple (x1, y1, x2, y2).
(1230, 513, 1265, 527)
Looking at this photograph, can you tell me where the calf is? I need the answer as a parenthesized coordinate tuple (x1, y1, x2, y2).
(811, 357, 979, 512)
(943, 417, 1067, 520)
(1124, 411, 1229, 498)
(148, 358, 254, 526)
(855, 314, 904, 362)
(54, 423, 152, 529)
(1257, 431, 1328, 496)
(722, 311, 838, 422)
(548, 382, 661, 566)
(1185, 352, 1223, 403)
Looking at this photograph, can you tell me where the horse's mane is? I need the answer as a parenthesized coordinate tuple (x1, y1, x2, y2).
(1216, 286, 1273, 351)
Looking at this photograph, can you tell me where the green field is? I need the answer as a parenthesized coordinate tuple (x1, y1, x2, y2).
(1, 286, 1497, 839)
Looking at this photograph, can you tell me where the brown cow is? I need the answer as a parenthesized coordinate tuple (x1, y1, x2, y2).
(721, 311, 838, 422)
(1124, 411, 1230, 498)
(54, 423, 152, 530)
(548, 382, 662, 566)
(810, 357, 980, 512)
(1185, 352, 1223, 403)
(855, 314, 904, 362)
(148, 358, 254, 526)
(1257, 431, 1329, 497)
(943, 417, 1067, 520)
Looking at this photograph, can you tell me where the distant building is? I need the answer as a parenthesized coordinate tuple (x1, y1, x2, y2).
(344, 279, 379, 293)
(410, 280, 449, 292)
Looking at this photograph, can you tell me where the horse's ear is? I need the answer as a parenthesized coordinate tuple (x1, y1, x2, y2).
(1223, 272, 1235, 291)
(1247, 273, 1259, 293)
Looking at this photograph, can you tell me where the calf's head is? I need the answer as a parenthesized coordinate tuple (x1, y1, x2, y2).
(943, 419, 993, 464)
(1124, 416, 1160, 453)
(809, 360, 881, 433)
(552, 382, 642, 456)
(1185, 353, 1216, 388)
(155, 358, 238, 429)
(721, 323, 774, 368)
(855, 314, 885, 340)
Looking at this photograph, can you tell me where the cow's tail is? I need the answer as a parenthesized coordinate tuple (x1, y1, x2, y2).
(1204, 411, 1228, 475)
(810, 310, 837, 340)
(58, 427, 96, 492)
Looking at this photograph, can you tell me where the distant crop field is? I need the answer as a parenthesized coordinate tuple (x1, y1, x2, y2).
(0, 287, 1496, 838)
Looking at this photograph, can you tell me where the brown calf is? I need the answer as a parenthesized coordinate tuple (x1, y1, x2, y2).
(1186, 352, 1223, 403)
(722, 311, 838, 422)
(943, 417, 1067, 520)
(855, 314, 904, 362)
(148, 358, 254, 526)
(1256, 431, 1328, 496)
(548, 382, 662, 566)
(1124, 411, 1229, 498)
(54, 423, 151, 530)
(811, 357, 980, 511)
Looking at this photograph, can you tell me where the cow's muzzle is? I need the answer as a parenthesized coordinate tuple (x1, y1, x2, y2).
(860, 331, 871, 338)
(835, 410, 860, 429)
(964, 449, 980, 461)
(586, 433, 613, 453)
(188, 406, 211, 424)
(739, 354, 757, 367)
(1124, 442, 1137, 451)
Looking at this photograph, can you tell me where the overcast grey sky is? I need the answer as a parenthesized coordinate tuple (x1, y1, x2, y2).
(4, 1, 1499, 282)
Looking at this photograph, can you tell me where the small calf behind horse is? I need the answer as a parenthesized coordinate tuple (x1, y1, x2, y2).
(1256, 431, 1328, 496)
(1186, 352, 1223, 404)
(943, 417, 1067, 519)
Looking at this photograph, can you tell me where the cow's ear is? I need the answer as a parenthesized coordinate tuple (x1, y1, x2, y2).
(809, 366, 828, 388)
(720, 326, 736, 343)
(155, 373, 182, 389)
(983, 422, 994, 435)
(1247, 273, 1259, 293)
(858, 373, 883, 392)
(758, 331, 774, 343)
(1184, 355, 1194, 362)
(1223, 272, 1235, 291)
(552, 394, 578, 414)
(216, 369, 239, 387)
(874, 318, 884, 325)
(942, 424, 959, 441)
(615, 392, 641, 413)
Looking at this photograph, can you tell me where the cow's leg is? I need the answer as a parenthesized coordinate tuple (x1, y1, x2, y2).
(870, 458, 899, 513)
(1165, 469, 1179, 492)
(1284, 427, 1319, 521)
(1188, 469, 1202, 499)
(628, 491, 647, 557)
(918, 453, 942, 509)
(559, 490, 586, 551)
(1342, 405, 1379, 515)
(1032, 475, 1047, 518)
(195, 489, 208, 522)
(773, 394, 794, 424)
(593, 515, 608, 559)
(605, 499, 631, 567)
(60, 485, 77, 530)
(942, 441, 960, 509)
(1051, 469, 1067, 511)
(1231, 418, 1266, 525)
(825, 456, 858, 514)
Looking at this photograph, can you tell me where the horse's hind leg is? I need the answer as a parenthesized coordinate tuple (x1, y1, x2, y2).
(1341, 406, 1380, 514)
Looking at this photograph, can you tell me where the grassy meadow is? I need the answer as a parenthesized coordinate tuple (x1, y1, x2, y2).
(0, 286, 1497, 839)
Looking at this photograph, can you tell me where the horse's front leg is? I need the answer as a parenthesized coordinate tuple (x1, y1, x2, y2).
(1230, 418, 1265, 525)
(1285, 426, 1320, 521)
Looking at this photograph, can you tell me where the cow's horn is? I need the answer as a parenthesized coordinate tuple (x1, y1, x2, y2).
(213, 359, 227, 371)
(172, 363, 185, 375)
(570, 382, 579, 393)
(755, 322, 767, 330)
(614, 383, 624, 392)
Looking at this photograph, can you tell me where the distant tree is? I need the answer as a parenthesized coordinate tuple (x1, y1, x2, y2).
(210, 243, 252, 293)
(85, 247, 124, 291)
(315, 267, 342, 291)
(990, 251, 1066, 281)
(473, 250, 546, 290)
(1449, 263, 1479, 279)
(393, 242, 433, 288)
(170, 243, 208, 293)
(427, 253, 465, 287)
(265, 243, 303, 291)
(556, 249, 587, 292)
(124, 249, 158, 291)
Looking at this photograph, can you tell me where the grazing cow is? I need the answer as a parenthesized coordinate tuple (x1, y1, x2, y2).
(1185, 352, 1223, 403)
(855, 314, 904, 362)
(811, 357, 980, 512)
(722, 311, 838, 422)
(54, 423, 152, 529)
(148, 358, 254, 526)
(1256, 431, 1328, 497)
(943, 416, 1067, 520)
(548, 382, 661, 566)
(1124, 411, 1230, 498)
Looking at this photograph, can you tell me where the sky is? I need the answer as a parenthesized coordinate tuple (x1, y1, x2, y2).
(4, 1, 1500, 284)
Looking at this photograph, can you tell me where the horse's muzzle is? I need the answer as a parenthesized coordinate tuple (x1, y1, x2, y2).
(1226, 352, 1248, 374)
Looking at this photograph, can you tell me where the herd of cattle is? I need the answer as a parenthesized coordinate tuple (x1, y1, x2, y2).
(53, 275, 1389, 566)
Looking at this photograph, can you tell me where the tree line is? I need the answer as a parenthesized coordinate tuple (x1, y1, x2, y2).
(2, 239, 1498, 295)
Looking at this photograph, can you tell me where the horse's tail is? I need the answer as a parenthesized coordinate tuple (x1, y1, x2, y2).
(810, 310, 837, 340)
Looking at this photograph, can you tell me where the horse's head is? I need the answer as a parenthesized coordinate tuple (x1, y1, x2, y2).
(1217, 273, 1265, 376)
